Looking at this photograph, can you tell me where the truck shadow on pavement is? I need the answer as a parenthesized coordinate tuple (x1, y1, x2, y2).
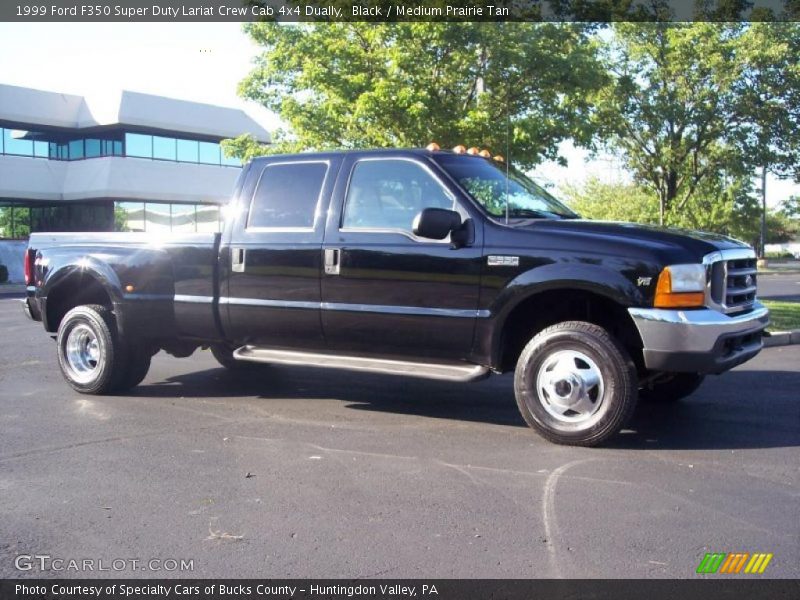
(135, 365, 800, 451)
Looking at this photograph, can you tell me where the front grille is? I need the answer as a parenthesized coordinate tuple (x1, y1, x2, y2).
(708, 253, 757, 313)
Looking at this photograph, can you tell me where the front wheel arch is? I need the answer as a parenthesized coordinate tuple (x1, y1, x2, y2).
(488, 287, 645, 374)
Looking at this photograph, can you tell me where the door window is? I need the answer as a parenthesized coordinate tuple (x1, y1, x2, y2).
(248, 162, 328, 229)
(342, 160, 453, 232)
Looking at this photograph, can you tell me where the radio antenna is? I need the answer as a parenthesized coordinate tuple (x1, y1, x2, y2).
(505, 99, 510, 225)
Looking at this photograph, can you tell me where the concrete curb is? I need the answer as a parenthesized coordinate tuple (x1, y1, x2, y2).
(764, 330, 800, 347)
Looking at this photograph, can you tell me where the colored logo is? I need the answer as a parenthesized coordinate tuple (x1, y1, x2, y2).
(696, 552, 773, 574)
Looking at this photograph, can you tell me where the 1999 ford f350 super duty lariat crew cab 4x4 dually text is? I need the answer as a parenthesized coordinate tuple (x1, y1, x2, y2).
(23, 147, 770, 446)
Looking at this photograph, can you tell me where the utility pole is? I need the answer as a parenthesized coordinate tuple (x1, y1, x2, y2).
(759, 166, 767, 258)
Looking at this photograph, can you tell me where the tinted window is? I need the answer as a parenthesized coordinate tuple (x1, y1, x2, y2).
(221, 150, 241, 167)
(153, 136, 176, 161)
(248, 162, 328, 229)
(177, 139, 199, 163)
(437, 154, 576, 219)
(68, 139, 84, 160)
(85, 139, 101, 158)
(4, 129, 34, 156)
(342, 160, 453, 231)
(199, 141, 220, 165)
(126, 133, 152, 158)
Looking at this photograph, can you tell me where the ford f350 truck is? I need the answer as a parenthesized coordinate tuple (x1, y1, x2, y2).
(22, 147, 770, 446)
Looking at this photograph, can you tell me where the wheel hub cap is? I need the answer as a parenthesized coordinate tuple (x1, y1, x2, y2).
(536, 350, 604, 423)
(65, 324, 102, 384)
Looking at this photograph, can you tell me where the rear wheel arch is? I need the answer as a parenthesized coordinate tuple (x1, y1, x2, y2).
(44, 271, 117, 333)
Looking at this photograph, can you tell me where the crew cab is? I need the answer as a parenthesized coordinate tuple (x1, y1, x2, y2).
(22, 147, 770, 446)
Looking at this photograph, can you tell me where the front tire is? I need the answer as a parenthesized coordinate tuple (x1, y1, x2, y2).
(57, 304, 129, 395)
(514, 321, 638, 447)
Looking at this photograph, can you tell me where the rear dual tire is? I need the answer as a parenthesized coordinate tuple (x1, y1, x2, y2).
(514, 321, 638, 447)
(56, 304, 151, 395)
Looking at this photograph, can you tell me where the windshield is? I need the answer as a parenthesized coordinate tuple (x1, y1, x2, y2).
(436, 154, 578, 220)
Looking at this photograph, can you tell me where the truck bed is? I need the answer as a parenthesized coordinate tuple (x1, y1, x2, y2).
(27, 231, 222, 340)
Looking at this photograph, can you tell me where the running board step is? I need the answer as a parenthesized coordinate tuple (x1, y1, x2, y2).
(232, 346, 489, 382)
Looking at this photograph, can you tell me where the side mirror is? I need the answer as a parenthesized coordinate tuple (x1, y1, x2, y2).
(412, 208, 462, 240)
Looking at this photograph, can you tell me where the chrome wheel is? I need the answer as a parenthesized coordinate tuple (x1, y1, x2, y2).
(535, 349, 604, 423)
(65, 323, 102, 384)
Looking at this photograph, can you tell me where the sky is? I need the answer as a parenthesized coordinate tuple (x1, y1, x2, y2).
(0, 22, 796, 207)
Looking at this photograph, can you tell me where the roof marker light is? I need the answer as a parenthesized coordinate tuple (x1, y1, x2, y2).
(493, 155, 505, 162)
(452, 145, 466, 154)
(466, 147, 480, 155)
(479, 149, 491, 158)
(426, 142, 440, 151)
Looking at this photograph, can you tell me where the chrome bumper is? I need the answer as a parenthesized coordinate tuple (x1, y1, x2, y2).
(628, 302, 770, 374)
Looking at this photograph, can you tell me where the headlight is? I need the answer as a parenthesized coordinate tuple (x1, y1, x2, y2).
(654, 264, 706, 308)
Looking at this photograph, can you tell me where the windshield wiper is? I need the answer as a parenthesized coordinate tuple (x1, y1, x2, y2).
(505, 208, 570, 219)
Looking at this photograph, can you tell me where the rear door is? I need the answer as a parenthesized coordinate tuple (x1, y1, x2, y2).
(320, 154, 484, 360)
(222, 157, 341, 347)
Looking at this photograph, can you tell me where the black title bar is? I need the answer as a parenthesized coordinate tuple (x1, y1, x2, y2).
(2, 0, 798, 22)
(2, 580, 800, 600)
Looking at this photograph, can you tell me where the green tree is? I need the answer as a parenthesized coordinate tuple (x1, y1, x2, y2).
(560, 176, 660, 223)
(778, 195, 800, 218)
(594, 23, 799, 226)
(561, 174, 795, 247)
(231, 22, 606, 169)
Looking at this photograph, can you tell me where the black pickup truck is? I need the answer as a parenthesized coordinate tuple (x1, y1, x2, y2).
(23, 147, 769, 446)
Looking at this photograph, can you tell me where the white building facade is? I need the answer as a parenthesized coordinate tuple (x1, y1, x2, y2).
(0, 84, 270, 281)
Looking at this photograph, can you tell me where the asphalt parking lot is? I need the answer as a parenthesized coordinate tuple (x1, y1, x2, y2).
(1, 297, 798, 579)
(759, 272, 800, 303)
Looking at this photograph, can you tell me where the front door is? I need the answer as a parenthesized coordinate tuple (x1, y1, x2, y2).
(321, 155, 483, 360)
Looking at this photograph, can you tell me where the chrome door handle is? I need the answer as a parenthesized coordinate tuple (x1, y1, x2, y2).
(324, 248, 340, 275)
(232, 247, 245, 273)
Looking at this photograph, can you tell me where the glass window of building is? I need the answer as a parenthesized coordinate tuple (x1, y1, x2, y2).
(68, 139, 84, 160)
(115, 202, 146, 232)
(85, 139, 101, 158)
(144, 203, 172, 233)
(153, 136, 177, 161)
(196, 205, 221, 232)
(248, 162, 328, 229)
(33, 141, 48, 158)
(3, 129, 34, 156)
(0, 204, 32, 239)
(125, 133, 152, 158)
(170, 204, 197, 233)
(177, 139, 199, 163)
(198, 141, 221, 165)
(221, 150, 241, 167)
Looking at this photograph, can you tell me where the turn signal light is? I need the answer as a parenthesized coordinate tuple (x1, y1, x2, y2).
(653, 267, 705, 308)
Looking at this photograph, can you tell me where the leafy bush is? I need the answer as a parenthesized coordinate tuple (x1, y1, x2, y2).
(0, 264, 8, 284)
(765, 251, 795, 260)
